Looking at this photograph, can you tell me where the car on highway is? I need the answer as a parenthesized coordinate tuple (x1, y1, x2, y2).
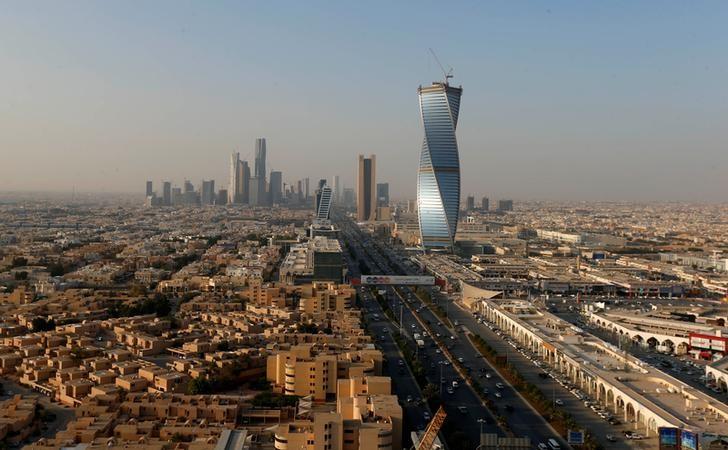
(494, 392, 502, 399)
(495, 383, 504, 389)
(606, 435, 617, 442)
(537, 443, 548, 450)
(423, 411, 431, 421)
(457, 406, 468, 414)
(554, 399, 564, 406)
(446, 387, 454, 395)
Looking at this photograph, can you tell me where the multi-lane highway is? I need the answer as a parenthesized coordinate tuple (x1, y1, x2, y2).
(336, 212, 566, 449)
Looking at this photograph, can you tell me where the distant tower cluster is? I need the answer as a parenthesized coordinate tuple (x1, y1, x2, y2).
(145, 137, 296, 208)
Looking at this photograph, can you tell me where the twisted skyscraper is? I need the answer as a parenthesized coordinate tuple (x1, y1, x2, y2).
(417, 82, 462, 250)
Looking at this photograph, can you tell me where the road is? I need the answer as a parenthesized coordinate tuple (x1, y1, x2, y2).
(337, 212, 565, 449)
(446, 302, 653, 449)
(356, 228, 664, 449)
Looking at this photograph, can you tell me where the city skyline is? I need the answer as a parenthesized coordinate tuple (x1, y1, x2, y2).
(1, 2, 727, 202)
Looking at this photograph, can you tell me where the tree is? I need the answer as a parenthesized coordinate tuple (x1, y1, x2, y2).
(48, 263, 66, 277)
(217, 341, 231, 352)
(14, 271, 28, 281)
(187, 378, 212, 395)
(11, 257, 28, 268)
(31, 317, 56, 332)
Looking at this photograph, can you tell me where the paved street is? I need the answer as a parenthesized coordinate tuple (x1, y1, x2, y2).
(337, 212, 569, 449)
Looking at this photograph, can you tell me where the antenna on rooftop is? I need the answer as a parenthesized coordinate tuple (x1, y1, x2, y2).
(428, 48, 453, 84)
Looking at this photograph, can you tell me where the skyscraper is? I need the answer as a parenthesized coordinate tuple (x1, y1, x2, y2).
(332, 175, 340, 204)
(317, 186, 333, 220)
(146, 181, 153, 198)
(162, 181, 172, 206)
(481, 197, 489, 211)
(201, 180, 215, 205)
(217, 189, 228, 205)
(238, 160, 250, 204)
(248, 176, 259, 207)
(417, 81, 462, 250)
(229, 152, 240, 204)
(270, 171, 283, 204)
(498, 199, 513, 211)
(466, 195, 475, 211)
(255, 138, 267, 204)
(343, 188, 355, 208)
(376, 183, 389, 207)
(357, 154, 376, 222)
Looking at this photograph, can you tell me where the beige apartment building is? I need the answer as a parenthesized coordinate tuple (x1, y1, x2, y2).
(274, 376, 402, 450)
(267, 344, 382, 402)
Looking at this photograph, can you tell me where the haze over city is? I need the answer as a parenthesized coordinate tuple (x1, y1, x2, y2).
(1, 1, 727, 201)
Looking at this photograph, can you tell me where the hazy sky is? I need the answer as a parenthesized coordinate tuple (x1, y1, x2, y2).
(1, 1, 727, 202)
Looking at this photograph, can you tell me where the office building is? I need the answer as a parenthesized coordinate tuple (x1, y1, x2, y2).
(162, 181, 172, 206)
(466, 195, 475, 211)
(304, 177, 310, 201)
(498, 199, 513, 211)
(145, 181, 153, 198)
(228, 152, 240, 204)
(481, 196, 489, 211)
(332, 175, 340, 204)
(255, 138, 267, 204)
(269, 170, 282, 204)
(248, 176, 259, 207)
(376, 182, 389, 207)
(312, 236, 343, 282)
(357, 154, 376, 222)
(317, 186, 333, 220)
(343, 188, 355, 208)
(201, 180, 215, 205)
(238, 160, 250, 204)
(216, 189, 227, 205)
(171, 187, 182, 206)
(417, 81, 462, 250)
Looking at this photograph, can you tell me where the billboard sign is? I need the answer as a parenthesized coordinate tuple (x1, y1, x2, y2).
(659, 427, 679, 450)
(360, 275, 435, 286)
(689, 333, 728, 352)
(567, 430, 585, 445)
(680, 430, 698, 450)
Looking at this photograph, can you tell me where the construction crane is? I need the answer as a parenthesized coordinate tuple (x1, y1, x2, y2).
(428, 48, 453, 84)
(416, 406, 447, 450)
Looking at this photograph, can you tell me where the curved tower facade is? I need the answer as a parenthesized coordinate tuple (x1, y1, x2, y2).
(417, 82, 462, 250)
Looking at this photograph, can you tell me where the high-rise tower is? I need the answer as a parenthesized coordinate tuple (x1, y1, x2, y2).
(417, 81, 462, 250)
(229, 152, 240, 204)
(269, 171, 282, 204)
(357, 154, 376, 222)
(255, 138, 267, 205)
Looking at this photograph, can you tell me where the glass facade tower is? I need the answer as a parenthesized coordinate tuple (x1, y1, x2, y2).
(417, 82, 462, 250)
